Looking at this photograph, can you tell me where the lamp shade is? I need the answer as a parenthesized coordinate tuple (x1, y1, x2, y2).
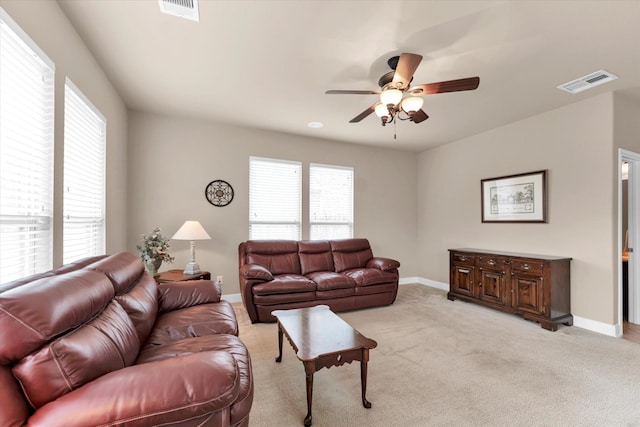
(172, 221, 211, 240)
(400, 96, 424, 113)
(380, 89, 402, 106)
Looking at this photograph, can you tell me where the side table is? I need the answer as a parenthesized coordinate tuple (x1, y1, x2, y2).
(155, 269, 211, 283)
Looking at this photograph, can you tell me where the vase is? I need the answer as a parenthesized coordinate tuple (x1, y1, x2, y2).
(145, 259, 162, 277)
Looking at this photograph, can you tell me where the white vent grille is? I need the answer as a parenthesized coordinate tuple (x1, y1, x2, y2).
(557, 70, 618, 94)
(158, 0, 199, 22)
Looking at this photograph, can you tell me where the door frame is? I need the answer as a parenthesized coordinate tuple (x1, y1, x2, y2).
(618, 148, 640, 335)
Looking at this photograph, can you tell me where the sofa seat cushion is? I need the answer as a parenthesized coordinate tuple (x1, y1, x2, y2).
(252, 274, 316, 296)
(343, 268, 398, 286)
(136, 334, 253, 427)
(305, 271, 355, 291)
(145, 301, 238, 347)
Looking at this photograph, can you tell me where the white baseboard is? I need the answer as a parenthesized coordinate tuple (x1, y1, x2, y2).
(572, 315, 619, 337)
(400, 276, 449, 291)
(222, 293, 242, 303)
(224, 276, 620, 338)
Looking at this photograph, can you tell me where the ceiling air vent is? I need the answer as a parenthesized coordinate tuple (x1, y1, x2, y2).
(557, 70, 618, 94)
(158, 0, 199, 22)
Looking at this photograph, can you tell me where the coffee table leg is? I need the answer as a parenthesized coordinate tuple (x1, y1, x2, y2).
(361, 349, 372, 408)
(304, 362, 314, 426)
(275, 324, 283, 363)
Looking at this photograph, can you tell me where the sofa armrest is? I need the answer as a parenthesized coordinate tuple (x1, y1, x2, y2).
(366, 257, 401, 271)
(240, 264, 273, 281)
(158, 280, 222, 313)
(28, 351, 240, 427)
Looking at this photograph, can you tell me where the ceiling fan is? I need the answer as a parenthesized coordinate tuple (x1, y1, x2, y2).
(326, 53, 480, 127)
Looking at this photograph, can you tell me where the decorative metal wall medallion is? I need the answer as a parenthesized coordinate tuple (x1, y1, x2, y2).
(205, 180, 234, 207)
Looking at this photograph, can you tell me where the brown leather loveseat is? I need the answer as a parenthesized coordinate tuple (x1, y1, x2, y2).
(238, 238, 400, 323)
(0, 252, 253, 427)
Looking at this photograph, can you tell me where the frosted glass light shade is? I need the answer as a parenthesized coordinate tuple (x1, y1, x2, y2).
(374, 103, 389, 117)
(401, 96, 424, 113)
(380, 89, 402, 106)
(172, 221, 211, 240)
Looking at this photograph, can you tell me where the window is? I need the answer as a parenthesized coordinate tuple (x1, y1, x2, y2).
(0, 8, 55, 284)
(310, 163, 354, 239)
(63, 79, 106, 263)
(249, 156, 301, 240)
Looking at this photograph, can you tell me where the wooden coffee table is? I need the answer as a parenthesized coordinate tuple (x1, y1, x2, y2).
(272, 305, 377, 426)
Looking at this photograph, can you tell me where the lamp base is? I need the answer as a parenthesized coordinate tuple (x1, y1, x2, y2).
(183, 262, 201, 275)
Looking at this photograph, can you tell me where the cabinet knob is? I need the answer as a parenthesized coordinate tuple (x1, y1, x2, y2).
(522, 263, 530, 270)
(488, 259, 496, 266)
(460, 256, 467, 262)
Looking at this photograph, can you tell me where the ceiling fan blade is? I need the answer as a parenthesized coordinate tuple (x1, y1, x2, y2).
(349, 104, 377, 123)
(409, 77, 480, 95)
(326, 89, 381, 95)
(391, 53, 423, 89)
(411, 109, 429, 124)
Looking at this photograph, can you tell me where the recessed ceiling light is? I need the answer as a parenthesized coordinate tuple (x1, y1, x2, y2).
(307, 121, 324, 129)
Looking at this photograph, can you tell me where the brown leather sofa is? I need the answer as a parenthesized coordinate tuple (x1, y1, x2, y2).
(0, 252, 253, 427)
(238, 238, 400, 323)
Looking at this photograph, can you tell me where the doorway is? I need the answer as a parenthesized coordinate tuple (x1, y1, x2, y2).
(619, 149, 640, 338)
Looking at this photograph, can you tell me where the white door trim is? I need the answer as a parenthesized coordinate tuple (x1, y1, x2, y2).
(618, 149, 640, 334)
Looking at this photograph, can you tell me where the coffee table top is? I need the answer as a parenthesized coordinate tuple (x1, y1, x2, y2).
(272, 305, 377, 361)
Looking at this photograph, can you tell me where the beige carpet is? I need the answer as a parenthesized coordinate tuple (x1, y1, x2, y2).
(231, 284, 640, 426)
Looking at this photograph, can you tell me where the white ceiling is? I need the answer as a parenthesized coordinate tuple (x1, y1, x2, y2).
(57, 0, 640, 152)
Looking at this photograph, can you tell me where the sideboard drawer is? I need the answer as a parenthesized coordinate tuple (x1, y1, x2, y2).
(511, 260, 544, 275)
(452, 252, 475, 265)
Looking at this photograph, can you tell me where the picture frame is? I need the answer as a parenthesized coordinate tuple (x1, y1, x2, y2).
(481, 170, 547, 223)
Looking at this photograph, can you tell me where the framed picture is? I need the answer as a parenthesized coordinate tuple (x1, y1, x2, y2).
(481, 170, 548, 223)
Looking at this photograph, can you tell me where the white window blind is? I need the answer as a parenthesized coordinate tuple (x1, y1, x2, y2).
(249, 156, 301, 240)
(63, 79, 106, 264)
(0, 8, 55, 284)
(310, 163, 354, 240)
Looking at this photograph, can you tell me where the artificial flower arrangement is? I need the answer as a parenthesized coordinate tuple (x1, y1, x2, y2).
(136, 227, 174, 274)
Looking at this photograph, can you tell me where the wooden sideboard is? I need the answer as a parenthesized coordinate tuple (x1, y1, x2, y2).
(448, 248, 572, 331)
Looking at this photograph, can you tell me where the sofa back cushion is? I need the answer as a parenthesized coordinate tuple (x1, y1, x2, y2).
(0, 270, 114, 366)
(299, 240, 334, 275)
(243, 240, 301, 275)
(330, 238, 374, 272)
(115, 273, 158, 345)
(12, 300, 139, 409)
(90, 252, 145, 294)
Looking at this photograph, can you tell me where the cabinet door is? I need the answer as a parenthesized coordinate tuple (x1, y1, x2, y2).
(479, 269, 506, 305)
(511, 274, 544, 315)
(451, 265, 475, 297)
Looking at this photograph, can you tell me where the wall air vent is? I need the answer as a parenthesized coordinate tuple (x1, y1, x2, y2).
(557, 70, 618, 94)
(158, 0, 199, 22)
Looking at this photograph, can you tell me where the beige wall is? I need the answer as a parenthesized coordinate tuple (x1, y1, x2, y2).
(417, 93, 617, 325)
(127, 111, 418, 295)
(0, 1, 129, 264)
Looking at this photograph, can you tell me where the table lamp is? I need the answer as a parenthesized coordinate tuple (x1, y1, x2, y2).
(172, 220, 211, 274)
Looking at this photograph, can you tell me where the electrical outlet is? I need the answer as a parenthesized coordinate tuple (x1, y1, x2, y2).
(216, 275, 223, 284)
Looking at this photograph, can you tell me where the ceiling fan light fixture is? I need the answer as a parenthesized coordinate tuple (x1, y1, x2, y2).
(380, 89, 402, 107)
(400, 96, 423, 114)
(374, 103, 388, 118)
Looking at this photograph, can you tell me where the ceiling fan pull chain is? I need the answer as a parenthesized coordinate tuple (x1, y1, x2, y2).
(394, 116, 397, 140)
